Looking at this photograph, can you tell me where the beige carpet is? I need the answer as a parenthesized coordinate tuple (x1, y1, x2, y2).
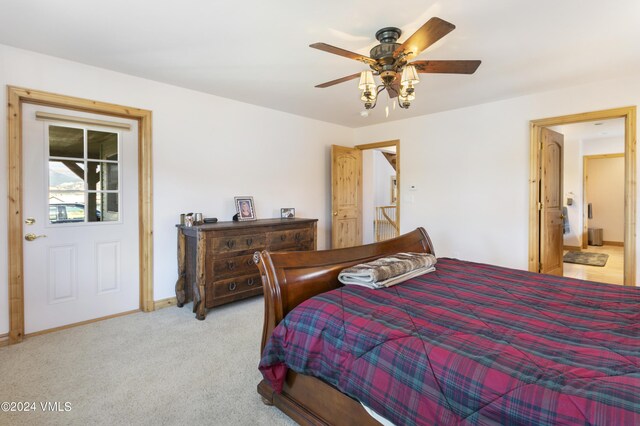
(0, 297, 295, 426)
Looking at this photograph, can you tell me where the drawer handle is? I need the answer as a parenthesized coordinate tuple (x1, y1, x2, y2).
(247, 278, 255, 286)
(295, 233, 301, 241)
(227, 260, 235, 270)
(228, 282, 237, 291)
(246, 238, 253, 247)
(226, 240, 235, 249)
(246, 258, 254, 266)
(280, 234, 286, 241)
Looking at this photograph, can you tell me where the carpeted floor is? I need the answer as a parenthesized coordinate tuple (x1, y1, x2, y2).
(0, 298, 295, 426)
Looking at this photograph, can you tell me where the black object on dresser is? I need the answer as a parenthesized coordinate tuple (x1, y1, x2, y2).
(175, 218, 317, 320)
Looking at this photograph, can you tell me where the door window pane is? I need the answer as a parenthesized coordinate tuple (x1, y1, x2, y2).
(49, 160, 84, 191)
(88, 130, 118, 160)
(88, 192, 118, 222)
(49, 125, 84, 158)
(87, 161, 118, 191)
(49, 192, 85, 224)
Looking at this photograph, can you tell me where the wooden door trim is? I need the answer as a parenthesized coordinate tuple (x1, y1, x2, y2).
(582, 153, 625, 249)
(355, 140, 401, 237)
(7, 86, 154, 344)
(528, 106, 636, 286)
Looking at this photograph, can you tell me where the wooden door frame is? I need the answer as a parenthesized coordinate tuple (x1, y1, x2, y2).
(7, 86, 154, 344)
(354, 139, 401, 237)
(528, 106, 636, 286)
(582, 153, 625, 249)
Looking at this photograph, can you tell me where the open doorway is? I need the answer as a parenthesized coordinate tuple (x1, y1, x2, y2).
(330, 140, 400, 249)
(528, 107, 636, 287)
(549, 119, 625, 285)
(361, 145, 398, 243)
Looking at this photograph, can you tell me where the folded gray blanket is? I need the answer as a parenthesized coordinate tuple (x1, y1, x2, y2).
(338, 252, 437, 289)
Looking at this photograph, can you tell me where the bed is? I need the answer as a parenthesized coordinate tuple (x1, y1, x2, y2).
(254, 228, 639, 425)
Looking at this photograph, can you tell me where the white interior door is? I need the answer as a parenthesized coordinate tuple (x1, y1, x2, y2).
(22, 104, 139, 334)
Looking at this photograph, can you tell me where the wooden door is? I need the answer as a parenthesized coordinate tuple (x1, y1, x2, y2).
(539, 128, 564, 276)
(331, 145, 362, 248)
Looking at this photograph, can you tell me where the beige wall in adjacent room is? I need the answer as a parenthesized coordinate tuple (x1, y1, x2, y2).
(586, 156, 625, 243)
(560, 135, 624, 248)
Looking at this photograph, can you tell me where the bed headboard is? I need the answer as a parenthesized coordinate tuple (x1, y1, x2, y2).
(254, 227, 435, 351)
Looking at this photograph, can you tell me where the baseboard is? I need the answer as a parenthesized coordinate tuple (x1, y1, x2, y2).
(25, 309, 139, 338)
(0, 333, 8, 347)
(563, 245, 581, 251)
(603, 241, 624, 247)
(154, 297, 178, 310)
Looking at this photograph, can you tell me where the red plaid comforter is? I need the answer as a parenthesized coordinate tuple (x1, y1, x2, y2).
(259, 258, 640, 425)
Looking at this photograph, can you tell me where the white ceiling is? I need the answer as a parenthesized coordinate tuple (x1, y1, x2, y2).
(1, 0, 639, 128)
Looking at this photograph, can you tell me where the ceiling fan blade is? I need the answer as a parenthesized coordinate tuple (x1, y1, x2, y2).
(387, 84, 400, 98)
(315, 73, 362, 88)
(310, 42, 376, 65)
(387, 73, 401, 98)
(411, 60, 481, 74)
(394, 17, 455, 60)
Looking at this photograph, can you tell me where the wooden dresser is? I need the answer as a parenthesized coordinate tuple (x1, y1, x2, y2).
(175, 218, 317, 320)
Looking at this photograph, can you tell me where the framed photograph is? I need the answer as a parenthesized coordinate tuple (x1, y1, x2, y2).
(280, 208, 295, 219)
(234, 196, 256, 221)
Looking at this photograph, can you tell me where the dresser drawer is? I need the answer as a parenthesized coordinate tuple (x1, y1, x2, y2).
(268, 228, 313, 250)
(210, 253, 257, 279)
(210, 233, 266, 254)
(206, 274, 262, 304)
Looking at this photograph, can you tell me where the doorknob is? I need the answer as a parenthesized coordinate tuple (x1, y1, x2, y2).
(333, 212, 338, 216)
(25, 233, 47, 241)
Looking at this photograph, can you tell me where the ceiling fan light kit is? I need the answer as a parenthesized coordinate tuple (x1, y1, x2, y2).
(311, 17, 481, 112)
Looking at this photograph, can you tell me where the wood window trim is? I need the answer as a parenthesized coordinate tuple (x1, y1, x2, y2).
(7, 86, 154, 344)
(528, 106, 636, 286)
(355, 139, 401, 236)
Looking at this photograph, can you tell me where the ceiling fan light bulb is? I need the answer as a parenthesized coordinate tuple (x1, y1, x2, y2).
(361, 88, 377, 102)
(401, 65, 419, 86)
(399, 91, 415, 102)
(358, 70, 375, 90)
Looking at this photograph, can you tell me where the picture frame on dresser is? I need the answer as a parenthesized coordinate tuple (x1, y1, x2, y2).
(235, 196, 256, 221)
(280, 208, 295, 219)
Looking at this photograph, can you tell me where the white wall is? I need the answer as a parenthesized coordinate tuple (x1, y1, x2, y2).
(561, 135, 624, 247)
(362, 150, 375, 244)
(562, 135, 582, 246)
(0, 44, 353, 334)
(374, 151, 395, 207)
(354, 75, 640, 278)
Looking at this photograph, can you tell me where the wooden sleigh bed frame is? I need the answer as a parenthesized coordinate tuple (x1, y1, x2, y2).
(254, 228, 435, 425)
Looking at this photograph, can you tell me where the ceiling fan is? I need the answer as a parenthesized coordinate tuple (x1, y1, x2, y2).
(310, 17, 481, 110)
